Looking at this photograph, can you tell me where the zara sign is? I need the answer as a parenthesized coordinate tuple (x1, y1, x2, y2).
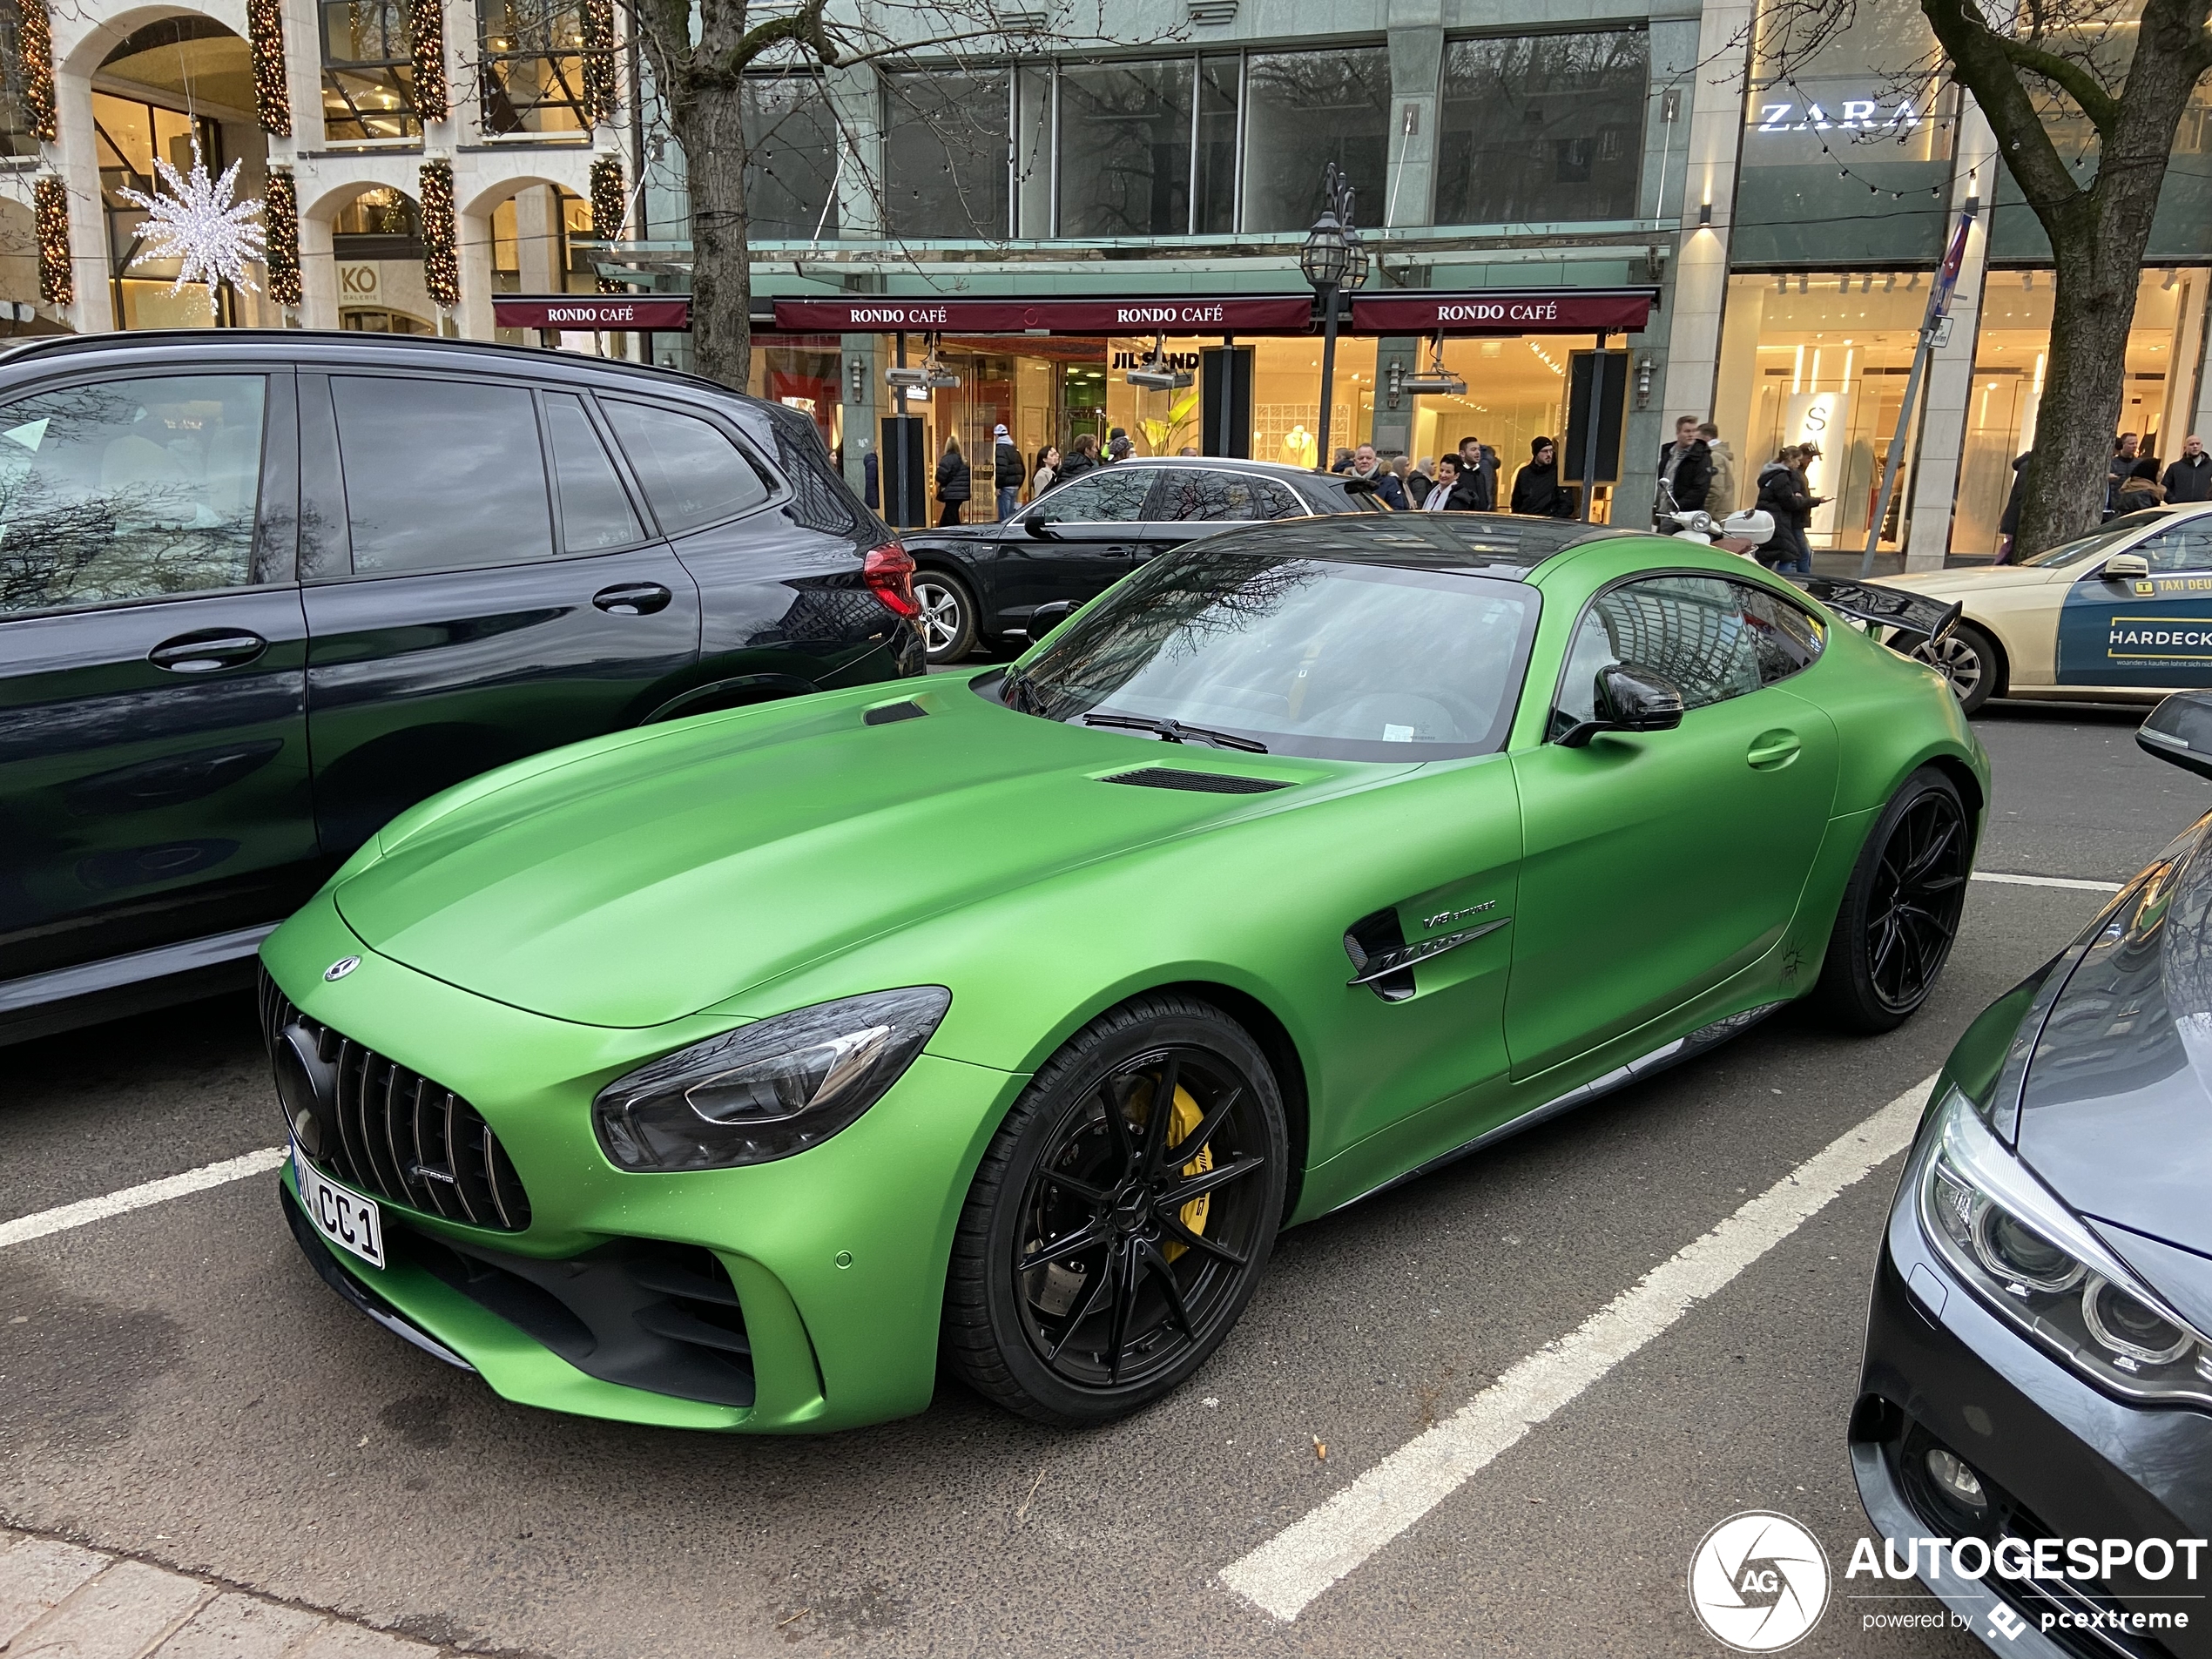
(1754, 98, 1924, 133)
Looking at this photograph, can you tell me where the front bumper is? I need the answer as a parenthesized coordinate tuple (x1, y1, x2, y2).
(265, 891, 1026, 1433)
(1851, 1163, 2212, 1657)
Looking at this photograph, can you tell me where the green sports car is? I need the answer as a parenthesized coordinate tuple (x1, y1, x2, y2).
(261, 516, 1986, 1433)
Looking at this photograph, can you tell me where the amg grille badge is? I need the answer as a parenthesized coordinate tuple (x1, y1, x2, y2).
(324, 956, 360, 981)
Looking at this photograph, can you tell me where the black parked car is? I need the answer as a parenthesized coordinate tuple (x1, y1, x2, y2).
(0, 331, 921, 1044)
(1851, 691, 2212, 1656)
(902, 455, 1387, 664)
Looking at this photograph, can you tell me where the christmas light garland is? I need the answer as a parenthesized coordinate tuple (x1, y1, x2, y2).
(420, 158, 459, 308)
(246, 0, 291, 137)
(264, 168, 301, 309)
(580, 0, 617, 125)
(409, 0, 448, 124)
(17, 0, 55, 143)
(590, 154, 624, 293)
(34, 174, 69, 306)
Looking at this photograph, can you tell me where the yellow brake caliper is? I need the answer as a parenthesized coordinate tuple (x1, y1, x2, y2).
(1163, 1084, 1212, 1262)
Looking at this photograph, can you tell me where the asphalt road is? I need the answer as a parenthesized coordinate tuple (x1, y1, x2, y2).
(0, 696, 2190, 1659)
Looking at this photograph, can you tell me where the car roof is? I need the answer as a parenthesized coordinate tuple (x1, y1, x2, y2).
(1109, 455, 1363, 483)
(1192, 512, 1638, 575)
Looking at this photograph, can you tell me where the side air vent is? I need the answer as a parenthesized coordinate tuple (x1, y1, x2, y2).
(1102, 768, 1292, 795)
(863, 700, 927, 726)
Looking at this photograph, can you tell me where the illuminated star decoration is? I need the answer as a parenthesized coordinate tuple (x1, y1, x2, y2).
(118, 138, 266, 309)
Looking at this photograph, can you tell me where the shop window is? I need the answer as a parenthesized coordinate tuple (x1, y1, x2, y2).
(95, 91, 233, 329)
(1239, 48, 1391, 234)
(1436, 30, 1648, 226)
(1058, 60, 1193, 239)
(1955, 267, 2211, 554)
(321, 0, 421, 140)
(341, 308, 433, 333)
(745, 72, 842, 240)
(746, 334, 842, 458)
(334, 187, 424, 260)
(1711, 272, 1929, 555)
(478, 0, 590, 136)
(883, 68, 1011, 240)
(1398, 336, 1594, 489)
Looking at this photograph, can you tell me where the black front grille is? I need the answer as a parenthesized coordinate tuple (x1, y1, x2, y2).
(1102, 767, 1291, 795)
(260, 968, 532, 1232)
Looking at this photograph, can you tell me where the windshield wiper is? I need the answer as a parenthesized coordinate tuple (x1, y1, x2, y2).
(1078, 711, 1269, 753)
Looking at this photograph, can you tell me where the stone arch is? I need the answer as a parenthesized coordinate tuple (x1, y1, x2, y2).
(300, 178, 435, 334)
(456, 167, 594, 342)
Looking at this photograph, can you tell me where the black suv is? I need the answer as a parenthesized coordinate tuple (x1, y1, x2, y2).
(904, 455, 1386, 663)
(0, 331, 922, 1043)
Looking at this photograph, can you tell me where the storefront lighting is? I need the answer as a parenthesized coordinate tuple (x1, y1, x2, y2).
(17, 0, 55, 142)
(33, 173, 69, 307)
(264, 168, 301, 310)
(1697, 200, 1711, 226)
(420, 158, 460, 310)
(581, 0, 618, 125)
(247, 0, 292, 136)
(410, 0, 449, 122)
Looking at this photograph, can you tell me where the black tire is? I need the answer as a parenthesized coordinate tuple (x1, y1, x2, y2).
(944, 994, 1288, 1426)
(912, 569, 978, 664)
(1811, 766, 1973, 1033)
(1909, 622, 2001, 714)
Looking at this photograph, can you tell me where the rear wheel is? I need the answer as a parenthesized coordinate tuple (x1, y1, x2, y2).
(944, 995, 1287, 1426)
(1811, 767, 1973, 1033)
(912, 570, 978, 664)
(1910, 622, 2000, 714)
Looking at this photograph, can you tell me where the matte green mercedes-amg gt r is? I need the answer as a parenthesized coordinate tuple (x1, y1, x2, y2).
(260, 515, 1986, 1433)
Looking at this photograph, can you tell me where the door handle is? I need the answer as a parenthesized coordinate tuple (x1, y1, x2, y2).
(148, 630, 269, 673)
(1747, 729, 1802, 771)
(592, 582, 672, 617)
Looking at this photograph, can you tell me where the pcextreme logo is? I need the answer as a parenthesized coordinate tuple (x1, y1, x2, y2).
(1689, 1512, 1831, 1651)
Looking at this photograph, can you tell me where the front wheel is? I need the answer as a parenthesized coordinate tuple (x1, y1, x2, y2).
(1909, 622, 2000, 714)
(912, 570, 978, 664)
(943, 995, 1287, 1426)
(1810, 767, 1973, 1033)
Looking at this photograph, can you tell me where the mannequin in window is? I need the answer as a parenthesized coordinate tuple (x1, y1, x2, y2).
(1278, 423, 1317, 470)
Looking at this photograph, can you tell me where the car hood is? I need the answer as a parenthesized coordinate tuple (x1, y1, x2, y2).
(1873, 565, 2067, 598)
(2016, 813, 2212, 1271)
(332, 683, 1375, 1028)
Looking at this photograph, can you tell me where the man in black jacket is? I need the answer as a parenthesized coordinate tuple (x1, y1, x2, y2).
(1656, 415, 1712, 523)
(1511, 437, 1574, 518)
(1454, 436, 1497, 510)
(2165, 435, 2210, 504)
(991, 424, 1024, 520)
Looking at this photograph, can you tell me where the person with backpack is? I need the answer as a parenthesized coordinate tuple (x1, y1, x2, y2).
(934, 434, 971, 527)
(991, 424, 1025, 520)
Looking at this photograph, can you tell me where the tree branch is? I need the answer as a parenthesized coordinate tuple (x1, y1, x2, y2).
(1920, 0, 2086, 219)
(1993, 35, 2120, 135)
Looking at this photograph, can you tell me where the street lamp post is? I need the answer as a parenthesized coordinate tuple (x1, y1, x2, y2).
(1300, 163, 1365, 469)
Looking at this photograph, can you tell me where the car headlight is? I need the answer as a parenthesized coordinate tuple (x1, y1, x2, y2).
(1917, 1084, 2212, 1403)
(592, 988, 950, 1173)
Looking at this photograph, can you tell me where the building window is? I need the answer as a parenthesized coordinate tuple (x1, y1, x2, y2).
(322, 0, 421, 140)
(745, 72, 842, 240)
(334, 186, 424, 259)
(883, 67, 1011, 239)
(1437, 30, 1648, 226)
(1238, 48, 1391, 233)
(96, 91, 234, 328)
(1057, 59, 1192, 239)
(479, 0, 588, 136)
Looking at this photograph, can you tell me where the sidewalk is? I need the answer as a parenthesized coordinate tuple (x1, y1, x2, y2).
(0, 1527, 461, 1659)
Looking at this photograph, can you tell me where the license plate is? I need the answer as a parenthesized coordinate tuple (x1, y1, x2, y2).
(293, 1143, 385, 1268)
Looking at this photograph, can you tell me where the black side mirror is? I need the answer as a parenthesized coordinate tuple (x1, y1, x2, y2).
(2139, 692, 2212, 779)
(1022, 514, 1059, 540)
(1027, 600, 1077, 641)
(1556, 664, 1687, 749)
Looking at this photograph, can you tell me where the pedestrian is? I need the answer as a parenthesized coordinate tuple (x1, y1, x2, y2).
(1995, 452, 2030, 563)
(1345, 442, 1408, 509)
(1031, 444, 1062, 500)
(991, 423, 1024, 521)
(2108, 434, 2140, 519)
(1698, 421, 1737, 518)
(1784, 445, 1825, 572)
(1656, 415, 1712, 523)
(1390, 454, 1413, 500)
(1330, 447, 1354, 475)
(1177, 445, 1199, 456)
(1106, 430, 1134, 463)
(1408, 456, 1435, 502)
(863, 447, 880, 512)
(1754, 447, 1811, 570)
(2163, 435, 2210, 503)
(1060, 432, 1100, 480)
(1421, 453, 1463, 510)
(1453, 436, 1497, 510)
(2116, 455, 2166, 514)
(1510, 436, 1574, 518)
(934, 433, 970, 527)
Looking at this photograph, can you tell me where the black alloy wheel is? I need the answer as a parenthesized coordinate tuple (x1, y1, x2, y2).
(912, 570, 978, 664)
(1811, 766, 1973, 1032)
(945, 995, 1287, 1425)
(1909, 622, 2000, 714)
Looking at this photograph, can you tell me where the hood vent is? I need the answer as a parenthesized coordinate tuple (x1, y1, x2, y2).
(863, 699, 927, 726)
(1102, 767, 1291, 795)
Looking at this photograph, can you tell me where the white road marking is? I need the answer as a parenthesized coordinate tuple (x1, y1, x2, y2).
(1217, 1072, 1941, 1623)
(0, 1148, 286, 1251)
(1972, 871, 2122, 893)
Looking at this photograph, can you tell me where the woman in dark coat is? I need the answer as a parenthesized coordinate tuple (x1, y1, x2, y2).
(2114, 455, 2166, 516)
(1753, 448, 1811, 570)
(1994, 453, 2029, 563)
(934, 435, 970, 527)
(1509, 436, 1573, 518)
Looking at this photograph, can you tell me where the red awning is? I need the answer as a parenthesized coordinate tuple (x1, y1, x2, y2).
(492, 295, 692, 330)
(770, 295, 1314, 335)
(1348, 289, 1658, 336)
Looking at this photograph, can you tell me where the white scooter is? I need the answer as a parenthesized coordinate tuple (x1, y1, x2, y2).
(1656, 484, 1774, 558)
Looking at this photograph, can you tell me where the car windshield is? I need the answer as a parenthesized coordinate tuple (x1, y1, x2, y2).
(997, 550, 1539, 760)
(2018, 513, 2168, 567)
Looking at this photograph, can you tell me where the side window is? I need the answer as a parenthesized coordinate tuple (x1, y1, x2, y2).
(0, 374, 267, 614)
(1253, 478, 1308, 519)
(2137, 523, 2212, 574)
(1152, 469, 1268, 523)
(543, 394, 643, 552)
(332, 376, 552, 573)
(1552, 575, 1764, 727)
(603, 400, 772, 534)
(1732, 581, 1826, 686)
(1028, 468, 1154, 523)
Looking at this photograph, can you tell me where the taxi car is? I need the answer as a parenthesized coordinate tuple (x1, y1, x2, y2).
(1877, 502, 2212, 711)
